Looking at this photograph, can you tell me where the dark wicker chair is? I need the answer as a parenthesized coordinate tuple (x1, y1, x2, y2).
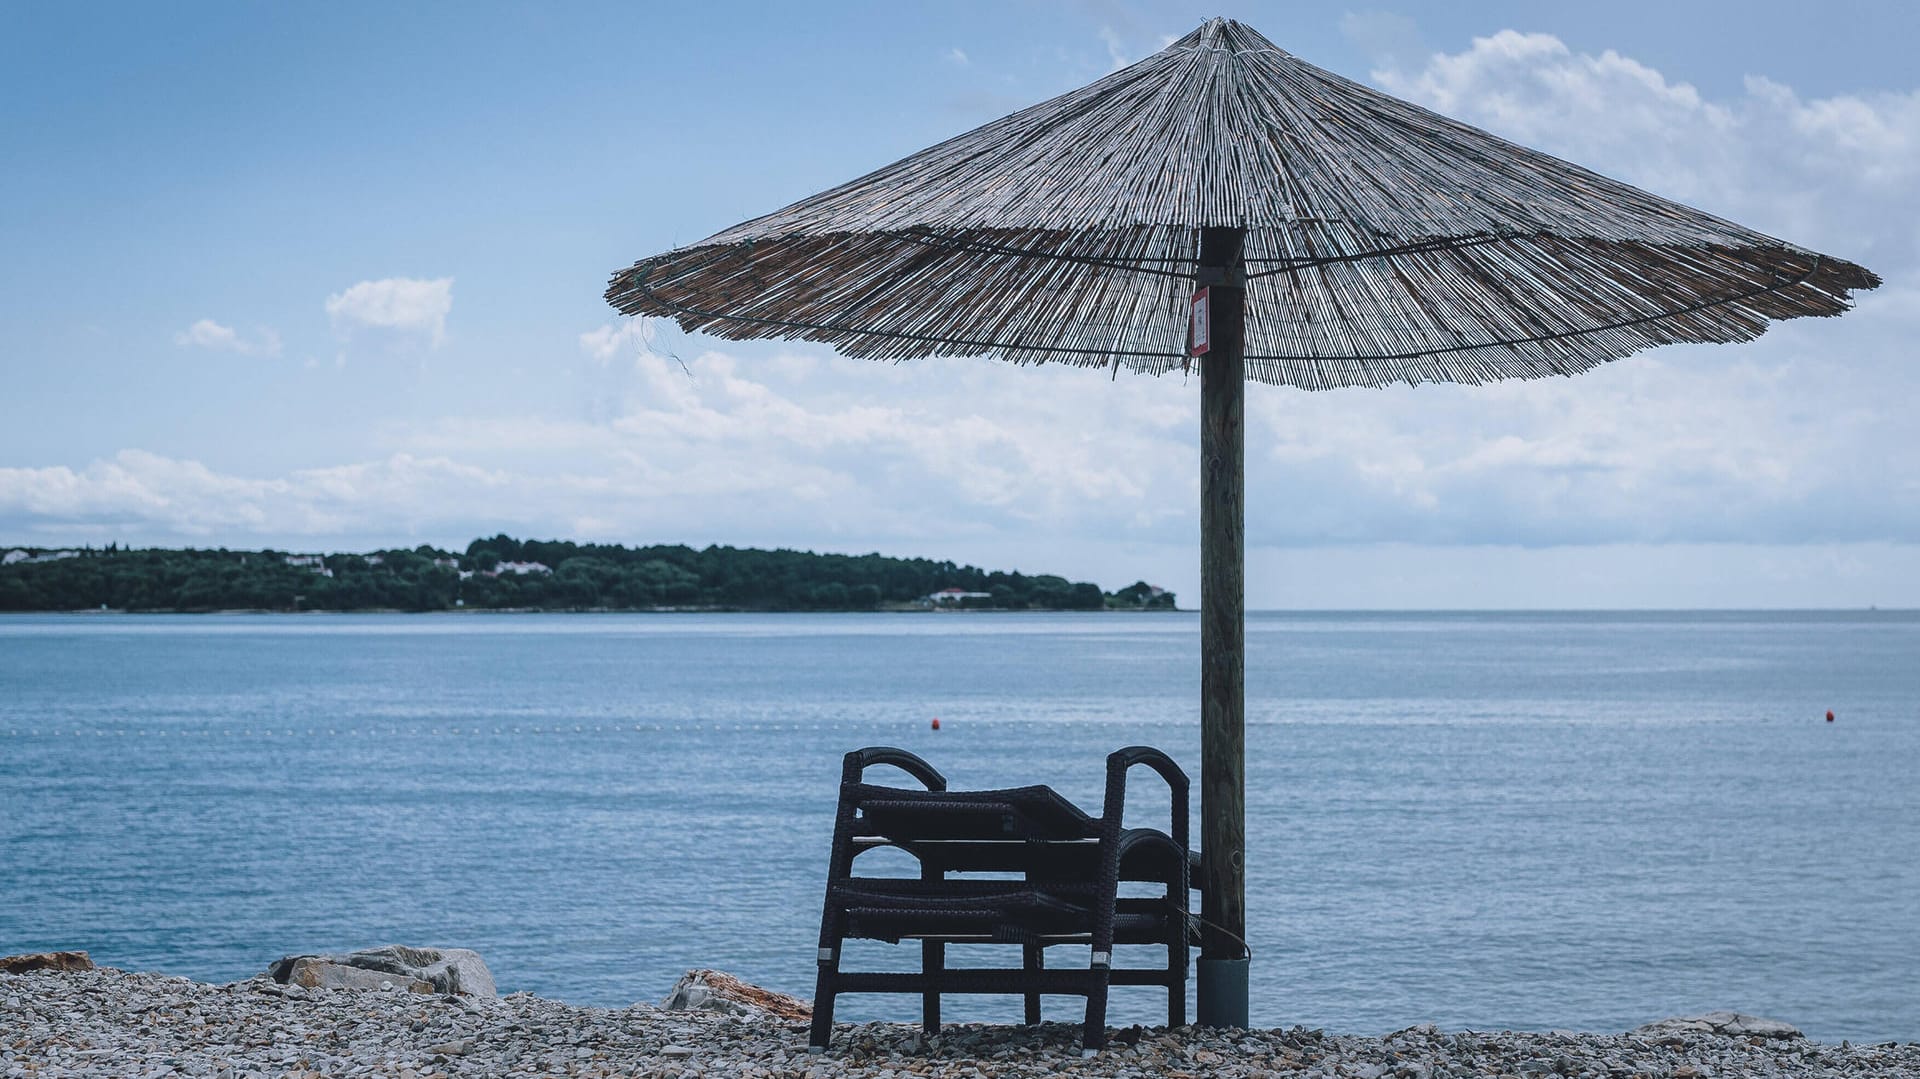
(808, 745, 1192, 1053)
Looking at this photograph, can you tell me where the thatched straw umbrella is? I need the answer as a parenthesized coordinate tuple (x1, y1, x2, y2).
(606, 17, 1877, 1026)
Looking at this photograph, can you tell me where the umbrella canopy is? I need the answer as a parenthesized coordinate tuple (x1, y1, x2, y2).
(609, 18, 1876, 388)
(605, 16, 1876, 1029)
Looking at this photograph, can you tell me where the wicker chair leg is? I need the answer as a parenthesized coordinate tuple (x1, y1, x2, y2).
(809, 969, 837, 1051)
(1168, 892, 1188, 1026)
(921, 940, 944, 1034)
(1168, 870, 1190, 1026)
(1022, 943, 1043, 1024)
(1081, 971, 1110, 1052)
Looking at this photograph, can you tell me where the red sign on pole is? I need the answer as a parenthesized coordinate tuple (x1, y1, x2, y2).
(1190, 287, 1211, 356)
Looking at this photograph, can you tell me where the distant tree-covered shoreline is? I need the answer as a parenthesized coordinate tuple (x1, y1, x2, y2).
(0, 536, 1178, 613)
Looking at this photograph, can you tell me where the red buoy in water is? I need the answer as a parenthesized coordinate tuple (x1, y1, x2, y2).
(931, 717, 941, 731)
(1826, 710, 1835, 723)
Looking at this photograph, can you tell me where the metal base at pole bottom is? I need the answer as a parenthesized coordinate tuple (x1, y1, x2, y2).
(1196, 957, 1250, 1028)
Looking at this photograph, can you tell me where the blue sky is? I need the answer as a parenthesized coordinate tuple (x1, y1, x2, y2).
(3, 2, 1917, 607)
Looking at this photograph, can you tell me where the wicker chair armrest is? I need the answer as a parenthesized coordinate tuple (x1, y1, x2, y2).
(1103, 746, 1190, 851)
(843, 746, 948, 791)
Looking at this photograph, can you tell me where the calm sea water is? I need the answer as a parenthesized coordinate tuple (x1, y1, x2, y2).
(1, 611, 1915, 1041)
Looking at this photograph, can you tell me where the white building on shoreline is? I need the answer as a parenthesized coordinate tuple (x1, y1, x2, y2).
(924, 587, 993, 606)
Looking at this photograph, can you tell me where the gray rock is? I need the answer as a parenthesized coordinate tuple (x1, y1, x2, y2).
(266, 945, 495, 997)
(1632, 1012, 1802, 1040)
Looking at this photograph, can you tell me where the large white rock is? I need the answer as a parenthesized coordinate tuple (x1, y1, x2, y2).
(266, 945, 496, 997)
(1633, 1012, 1802, 1040)
(661, 969, 811, 1021)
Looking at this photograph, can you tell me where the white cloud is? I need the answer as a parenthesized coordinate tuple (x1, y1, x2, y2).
(173, 319, 281, 357)
(946, 47, 969, 67)
(0, 450, 505, 538)
(0, 348, 1196, 552)
(580, 349, 1189, 533)
(175, 319, 237, 350)
(8, 438, 1913, 606)
(578, 318, 656, 364)
(6, 324, 1919, 604)
(1238, 343, 1919, 548)
(324, 277, 453, 345)
(1098, 26, 1129, 71)
(1372, 30, 1920, 265)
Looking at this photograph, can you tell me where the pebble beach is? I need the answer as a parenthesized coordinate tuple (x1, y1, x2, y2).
(6, 966, 1918, 1079)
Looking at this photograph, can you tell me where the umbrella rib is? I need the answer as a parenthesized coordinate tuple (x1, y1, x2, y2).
(895, 230, 1200, 278)
(1243, 233, 1513, 278)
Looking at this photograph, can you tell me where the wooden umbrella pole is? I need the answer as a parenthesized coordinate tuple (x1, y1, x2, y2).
(1197, 225, 1249, 1027)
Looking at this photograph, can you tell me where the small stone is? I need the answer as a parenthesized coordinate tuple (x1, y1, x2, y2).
(661, 1046, 696, 1059)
